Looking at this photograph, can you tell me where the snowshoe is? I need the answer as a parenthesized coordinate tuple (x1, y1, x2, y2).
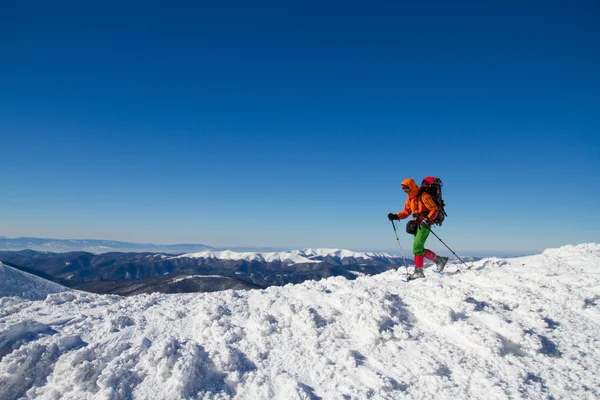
(434, 256, 449, 272)
(407, 268, 425, 281)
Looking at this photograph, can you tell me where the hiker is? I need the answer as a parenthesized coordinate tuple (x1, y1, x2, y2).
(388, 177, 448, 280)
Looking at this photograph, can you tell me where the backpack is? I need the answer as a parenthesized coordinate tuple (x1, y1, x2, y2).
(419, 176, 447, 226)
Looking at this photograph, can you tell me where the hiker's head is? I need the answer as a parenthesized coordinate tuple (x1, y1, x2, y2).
(401, 178, 418, 195)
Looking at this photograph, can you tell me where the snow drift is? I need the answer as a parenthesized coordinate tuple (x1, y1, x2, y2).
(1, 244, 599, 399)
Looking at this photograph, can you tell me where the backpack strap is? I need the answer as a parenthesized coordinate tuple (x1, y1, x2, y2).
(419, 192, 439, 222)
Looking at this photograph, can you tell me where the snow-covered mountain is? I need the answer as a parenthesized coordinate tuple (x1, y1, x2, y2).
(178, 249, 318, 264)
(0, 248, 405, 293)
(177, 248, 398, 264)
(1, 243, 599, 399)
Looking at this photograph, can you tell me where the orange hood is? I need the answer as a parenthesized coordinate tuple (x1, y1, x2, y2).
(401, 178, 420, 198)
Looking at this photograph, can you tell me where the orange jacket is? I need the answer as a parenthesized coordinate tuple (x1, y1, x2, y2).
(396, 178, 439, 222)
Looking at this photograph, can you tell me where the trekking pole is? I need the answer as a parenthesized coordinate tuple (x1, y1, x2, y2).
(424, 225, 471, 270)
(390, 220, 410, 275)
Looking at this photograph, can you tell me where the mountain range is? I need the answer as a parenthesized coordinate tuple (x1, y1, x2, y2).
(0, 236, 214, 253)
(0, 248, 410, 296)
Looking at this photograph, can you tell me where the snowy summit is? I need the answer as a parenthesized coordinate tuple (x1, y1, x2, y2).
(177, 249, 317, 264)
(1, 243, 599, 399)
(176, 248, 397, 264)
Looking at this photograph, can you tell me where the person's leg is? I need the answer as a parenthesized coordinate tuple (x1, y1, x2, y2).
(415, 231, 448, 271)
(424, 243, 449, 272)
(412, 225, 431, 264)
(424, 249, 436, 260)
(409, 225, 430, 279)
(415, 254, 424, 268)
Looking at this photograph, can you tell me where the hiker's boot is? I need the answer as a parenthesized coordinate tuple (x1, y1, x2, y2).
(407, 268, 425, 281)
(434, 256, 449, 272)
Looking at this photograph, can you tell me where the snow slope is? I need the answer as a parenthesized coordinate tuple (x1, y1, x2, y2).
(0, 262, 71, 301)
(1, 244, 600, 399)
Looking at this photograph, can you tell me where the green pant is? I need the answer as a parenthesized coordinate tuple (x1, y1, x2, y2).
(413, 225, 431, 255)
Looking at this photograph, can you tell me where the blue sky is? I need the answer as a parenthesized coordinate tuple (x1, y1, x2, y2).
(1, 1, 599, 256)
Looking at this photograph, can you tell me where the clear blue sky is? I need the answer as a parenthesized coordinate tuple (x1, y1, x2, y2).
(1, 1, 599, 256)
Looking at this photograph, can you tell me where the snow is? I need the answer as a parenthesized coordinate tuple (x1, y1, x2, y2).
(0, 262, 72, 301)
(1, 243, 600, 399)
(171, 275, 232, 283)
(293, 248, 396, 259)
(176, 248, 397, 264)
(176, 250, 318, 264)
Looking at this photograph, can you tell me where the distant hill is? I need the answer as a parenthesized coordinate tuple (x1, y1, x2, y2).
(71, 274, 262, 296)
(0, 236, 213, 254)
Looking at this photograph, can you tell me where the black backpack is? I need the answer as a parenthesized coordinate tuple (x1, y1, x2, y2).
(419, 176, 447, 226)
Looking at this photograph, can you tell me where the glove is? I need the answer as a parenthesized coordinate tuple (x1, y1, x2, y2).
(420, 218, 431, 227)
(388, 213, 399, 221)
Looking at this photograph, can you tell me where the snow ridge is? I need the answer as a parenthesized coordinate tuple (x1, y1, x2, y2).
(177, 248, 397, 264)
